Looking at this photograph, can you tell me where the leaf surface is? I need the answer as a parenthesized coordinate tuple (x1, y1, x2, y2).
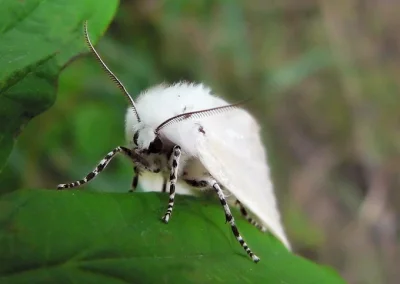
(0, 190, 346, 284)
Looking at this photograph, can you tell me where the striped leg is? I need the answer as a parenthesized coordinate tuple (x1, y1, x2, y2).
(235, 200, 267, 233)
(161, 145, 181, 223)
(57, 146, 132, 190)
(213, 182, 260, 263)
(129, 166, 140, 192)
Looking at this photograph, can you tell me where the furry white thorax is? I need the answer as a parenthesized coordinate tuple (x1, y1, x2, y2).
(125, 82, 226, 149)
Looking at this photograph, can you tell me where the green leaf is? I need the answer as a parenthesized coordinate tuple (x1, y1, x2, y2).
(0, 0, 119, 172)
(0, 190, 345, 284)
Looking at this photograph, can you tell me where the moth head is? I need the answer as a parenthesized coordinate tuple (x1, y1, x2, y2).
(132, 126, 163, 154)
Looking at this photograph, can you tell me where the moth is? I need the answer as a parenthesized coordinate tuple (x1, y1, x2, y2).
(57, 21, 291, 262)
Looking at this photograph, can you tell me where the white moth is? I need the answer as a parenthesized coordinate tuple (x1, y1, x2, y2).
(57, 21, 291, 262)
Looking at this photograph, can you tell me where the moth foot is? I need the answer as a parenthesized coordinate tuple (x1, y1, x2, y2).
(252, 255, 260, 263)
(57, 184, 67, 190)
(161, 214, 170, 223)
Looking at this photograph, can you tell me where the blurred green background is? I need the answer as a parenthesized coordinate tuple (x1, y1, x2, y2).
(2, 1, 399, 283)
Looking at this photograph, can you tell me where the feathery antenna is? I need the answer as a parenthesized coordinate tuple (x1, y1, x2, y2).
(83, 21, 141, 122)
(155, 100, 249, 133)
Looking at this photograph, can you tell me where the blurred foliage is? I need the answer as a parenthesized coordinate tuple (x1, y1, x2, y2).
(1, 0, 400, 283)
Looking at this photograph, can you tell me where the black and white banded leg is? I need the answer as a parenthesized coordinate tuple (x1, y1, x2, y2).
(161, 145, 181, 223)
(235, 200, 267, 233)
(213, 182, 260, 262)
(57, 146, 132, 190)
(129, 166, 140, 192)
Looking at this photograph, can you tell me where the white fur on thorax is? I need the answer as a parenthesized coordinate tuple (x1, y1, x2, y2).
(125, 82, 226, 149)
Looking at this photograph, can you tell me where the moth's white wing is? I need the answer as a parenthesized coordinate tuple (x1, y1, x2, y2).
(162, 109, 291, 250)
(200, 111, 290, 249)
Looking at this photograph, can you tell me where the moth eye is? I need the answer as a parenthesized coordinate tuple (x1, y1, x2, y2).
(133, 131, 139, 146)
(148, 137, 163, 154)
